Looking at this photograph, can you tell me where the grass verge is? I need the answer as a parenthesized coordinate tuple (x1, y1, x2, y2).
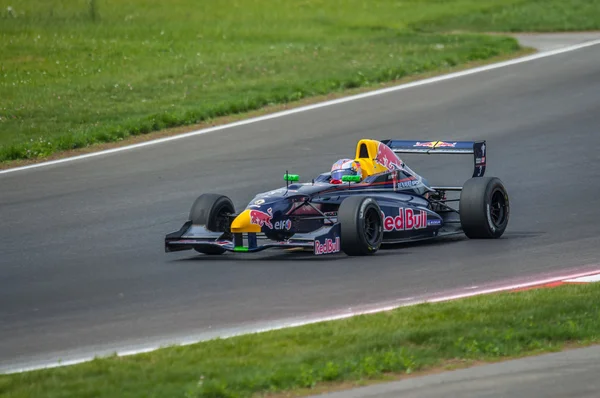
(1, 0, 600, 163)
(0, 47, 534, 170)
(2, 283, 600, 398)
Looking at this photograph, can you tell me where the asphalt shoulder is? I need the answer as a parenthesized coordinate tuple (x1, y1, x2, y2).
(309, 345, 600, 398)
(511, 31, 600, 51)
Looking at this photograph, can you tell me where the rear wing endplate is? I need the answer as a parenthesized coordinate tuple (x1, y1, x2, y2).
(379, 140, 487, 178)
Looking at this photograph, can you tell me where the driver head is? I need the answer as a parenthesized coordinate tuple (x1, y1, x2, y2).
(330, 159, 362, 184)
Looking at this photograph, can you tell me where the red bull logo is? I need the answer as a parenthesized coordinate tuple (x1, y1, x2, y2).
(382, 208, 427, 231)
(413, 141, 437, 148)
(314, 237, 341, 255)
(249, 207, 273, 229)
(414, 141, 457, 148)
(376, 143, 403, 171)
(435, 141, 457, 148)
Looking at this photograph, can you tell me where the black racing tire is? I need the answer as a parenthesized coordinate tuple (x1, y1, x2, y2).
(459, 177, 510, 239)
(338, 196, 384, 256)
(189, 193, 235, 255)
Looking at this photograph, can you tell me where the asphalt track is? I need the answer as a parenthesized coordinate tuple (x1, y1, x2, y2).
(2, 38, 600, 373)
(308, 345, 600, 398)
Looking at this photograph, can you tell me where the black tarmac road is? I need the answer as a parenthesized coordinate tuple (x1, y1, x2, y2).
(1, 40, 600, 372)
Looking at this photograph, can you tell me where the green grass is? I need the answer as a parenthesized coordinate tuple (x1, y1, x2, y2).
(2, 283, 600, 398)
(1, 0, 599, 162)
(414, 0, 600, 33)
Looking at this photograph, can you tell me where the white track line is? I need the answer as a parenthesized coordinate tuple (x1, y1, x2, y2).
(4, 268, 600, 375)
(565, 274, 600, 283)
(2, 38, 600, 176)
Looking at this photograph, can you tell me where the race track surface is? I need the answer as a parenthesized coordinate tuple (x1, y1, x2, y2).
(1, 42, 600, 372)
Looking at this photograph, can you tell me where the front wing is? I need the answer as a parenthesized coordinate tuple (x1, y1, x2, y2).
(165, 222, 342, 256)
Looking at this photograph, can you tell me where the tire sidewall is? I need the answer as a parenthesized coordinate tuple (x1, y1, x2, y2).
(207, 198, 234, 232)
(460, 177, 510, 239)
(189, 194, 234, 255)
(485, 182, 509, 237)
(189, 194, 234, 231)
(357, 197, 384, 253)
(339, 196, 384, 255)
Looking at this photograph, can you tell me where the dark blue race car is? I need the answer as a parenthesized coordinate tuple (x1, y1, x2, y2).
(165, 138, 509, 256)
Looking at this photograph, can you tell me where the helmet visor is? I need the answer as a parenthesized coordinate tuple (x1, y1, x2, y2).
(331, 168, 357, 181)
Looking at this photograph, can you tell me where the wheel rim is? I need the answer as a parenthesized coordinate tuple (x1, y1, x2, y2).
(363, 207, 382, 245)
(212, 204, 233, 232)
(490, 189, 507, 228)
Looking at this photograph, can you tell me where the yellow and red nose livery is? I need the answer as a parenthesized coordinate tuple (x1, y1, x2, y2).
(231, 207, 281, 233)
(230, 209, 262, 233)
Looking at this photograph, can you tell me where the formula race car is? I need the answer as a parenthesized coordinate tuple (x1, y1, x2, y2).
(165, 138, 509, 256)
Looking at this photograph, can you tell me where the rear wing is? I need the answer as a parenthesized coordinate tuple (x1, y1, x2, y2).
(379, 140, 486, 178)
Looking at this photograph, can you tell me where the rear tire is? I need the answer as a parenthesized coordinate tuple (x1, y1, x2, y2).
(338, 196, 384, 256)
(189, 194, 235, 255)
(459, 177, 509, 239)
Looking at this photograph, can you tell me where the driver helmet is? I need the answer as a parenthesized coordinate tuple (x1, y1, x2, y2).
(330, 159, 362, 184)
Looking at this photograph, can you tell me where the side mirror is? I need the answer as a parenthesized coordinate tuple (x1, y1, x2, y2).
(341, 175, 361, 183)
(284, 173, 300, 182)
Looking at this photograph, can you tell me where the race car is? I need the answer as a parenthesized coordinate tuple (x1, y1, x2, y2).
(165, 138, 509, 256)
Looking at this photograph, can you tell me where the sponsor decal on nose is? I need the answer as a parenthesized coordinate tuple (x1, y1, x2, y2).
(249, 207, 273, 229)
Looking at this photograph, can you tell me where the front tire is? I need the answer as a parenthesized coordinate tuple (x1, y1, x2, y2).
(459, 177, 509, 239)
(338, 196, 384, 256)
(189, 193, 235, 255)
